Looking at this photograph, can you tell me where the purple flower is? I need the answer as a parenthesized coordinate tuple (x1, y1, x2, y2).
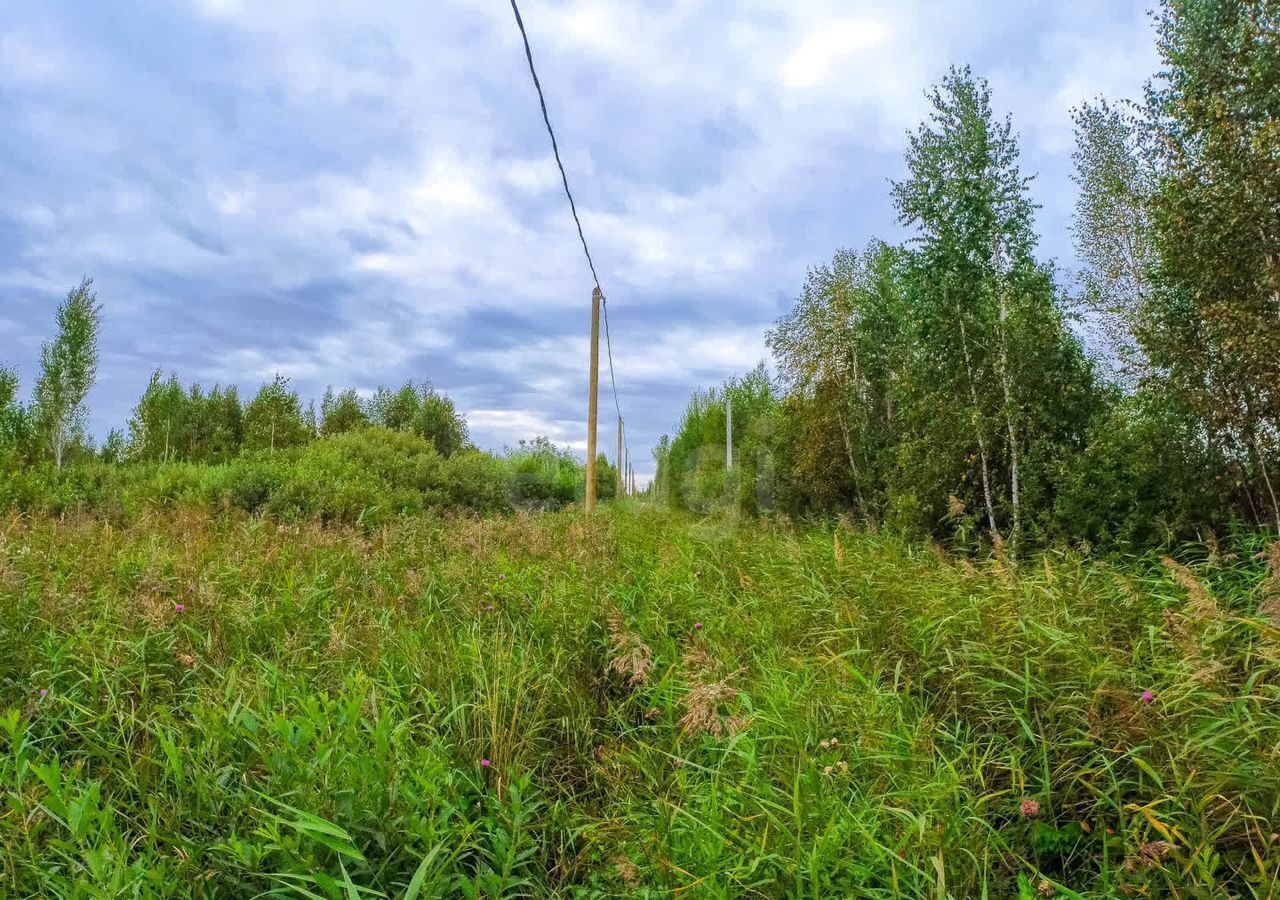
(498, 574, 506, 581)
(1140, 690, 1154, 704)
(174, 603, 185, 613)
(480, 758, 491, 767)
(38, 688, 48, 698)
(694, 622, 703, 630)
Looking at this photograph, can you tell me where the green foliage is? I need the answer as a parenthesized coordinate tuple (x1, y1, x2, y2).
(98, 428, 126, 463)
(368, 382, 471, 456)
(667, 70, 1098, 550)
(1053, 393, 1237, 548)
(0, 364, 34, 464)
(766, 242, 907, 519)
(0, 428, 512, 524)
(502, 437, 584, 509)
(889, 66, 1097, 550)
(319, 387, 369, 437)
(655, 364, 777, 515)
(33, 278, 102, 467)
(243, 374, 311, 453)
(128, 371, 245, 462)
(1070, 98, 1156, 386)
(2, 507, 1278, 895)
(1138, 0, 1280, 529)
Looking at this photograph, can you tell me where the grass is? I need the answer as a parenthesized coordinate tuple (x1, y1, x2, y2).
(1, 504, 1278, 897)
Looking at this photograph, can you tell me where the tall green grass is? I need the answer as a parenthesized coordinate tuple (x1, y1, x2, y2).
(1, 506, 1277, 897)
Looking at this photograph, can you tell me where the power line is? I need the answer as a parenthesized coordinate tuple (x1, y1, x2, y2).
(601, 303, 622, 422)
(508, 0, 631, 474)
(508, 0, 602, 294)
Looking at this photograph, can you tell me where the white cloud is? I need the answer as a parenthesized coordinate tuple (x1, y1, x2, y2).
(782, 19, 890, 89)
(467, 408, 588, 451)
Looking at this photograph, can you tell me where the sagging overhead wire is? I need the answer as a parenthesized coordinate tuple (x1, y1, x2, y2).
(508, 0, 630, 463)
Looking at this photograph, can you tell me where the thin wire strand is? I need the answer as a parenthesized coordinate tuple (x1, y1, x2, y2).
(508, 0, 601, 293)
(601, 303, 622, 422)
(509, 0, 630, 468)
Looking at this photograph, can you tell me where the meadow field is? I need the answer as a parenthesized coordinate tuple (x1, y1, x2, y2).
(2, 504, 1278, 898)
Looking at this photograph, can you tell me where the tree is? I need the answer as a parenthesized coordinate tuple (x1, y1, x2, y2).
(320, 387, 369, 436)
(413, 387, 469, 456)
(657, 365, 779, 514)
(34, 278, 102, 468)
(243, 374, 310, 452)
(595, 453, 618, 501)
(0, 365, 31, 457)
(128, 371, 188, 461)
(891, 67, 1095, 550)
(368, 381, 469, 456)
(1070, 99, 1158, 386)
(1138, 0, 1280, 529)
(767, 242, 907, 518)
(204, 385, 244, 461)
(369, 384, 421, 432)
(100, 428, 126, 463)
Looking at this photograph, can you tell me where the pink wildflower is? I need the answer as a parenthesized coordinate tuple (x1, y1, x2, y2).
(694, 622, 703, 630)
(38, 688, 48, 698)
(1140, 690, 1154, 703)
(1020, 799, 1041, 818)
(480, 758, 491, 767)
(174, 603, 185, 613)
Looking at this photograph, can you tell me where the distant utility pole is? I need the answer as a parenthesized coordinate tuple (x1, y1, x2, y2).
(725, 391, 733, 470)
(586, 287, 600, 514)
(624, 447, 630, 497)
(617, 416, 624, 499)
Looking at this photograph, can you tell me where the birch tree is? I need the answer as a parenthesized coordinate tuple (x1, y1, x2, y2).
(34, 278, 101, 468)
(891, 67, 1094, 551)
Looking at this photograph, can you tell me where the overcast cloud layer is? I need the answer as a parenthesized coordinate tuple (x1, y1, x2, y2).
(0, 0, 1158, 482)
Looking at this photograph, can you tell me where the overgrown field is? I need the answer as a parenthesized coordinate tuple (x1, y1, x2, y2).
(1, 506, 1278, 898)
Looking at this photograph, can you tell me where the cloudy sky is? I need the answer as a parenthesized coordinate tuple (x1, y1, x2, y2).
(0, 0, 1158, 481)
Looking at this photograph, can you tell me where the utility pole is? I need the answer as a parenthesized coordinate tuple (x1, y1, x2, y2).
(624, 447, 630, 497)
(617, 416, 624, 499)
(725, 391, 733, 470)
(586, 287, 600, 514)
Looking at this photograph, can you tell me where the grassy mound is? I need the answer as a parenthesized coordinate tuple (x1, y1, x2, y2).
(1, 506, 1277, 896)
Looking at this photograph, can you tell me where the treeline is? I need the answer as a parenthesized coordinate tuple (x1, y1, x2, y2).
(1, 286, 619, 520)
(655, 0, 1280, 551)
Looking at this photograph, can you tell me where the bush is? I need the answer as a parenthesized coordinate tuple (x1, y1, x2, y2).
(0, 427, 513, 524)
(1052, 394, 1235, 549)
(501, 438, 583, 509)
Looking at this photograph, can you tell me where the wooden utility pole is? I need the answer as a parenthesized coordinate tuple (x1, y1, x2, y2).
(586, 287, 601, 514)
(617, 417, 624, 499)
(624, 448, 630, 498)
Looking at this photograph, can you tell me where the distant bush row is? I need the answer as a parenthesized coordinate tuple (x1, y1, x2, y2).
(1, 428, 618, 525)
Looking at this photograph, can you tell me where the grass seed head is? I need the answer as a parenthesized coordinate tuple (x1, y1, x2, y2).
(605, 610, 653, 687)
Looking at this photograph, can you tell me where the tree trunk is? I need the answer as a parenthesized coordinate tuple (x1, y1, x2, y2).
(955, 297, 999, 537)
(835, 405, 865, 514)
(996, 280, 1022, 554)
(1252, 433, 1280, 534)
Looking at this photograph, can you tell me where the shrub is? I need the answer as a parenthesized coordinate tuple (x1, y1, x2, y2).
(0, 427, 513, 524)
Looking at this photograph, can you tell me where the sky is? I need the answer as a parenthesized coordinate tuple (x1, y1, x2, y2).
(0, 0, 1159, 483)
